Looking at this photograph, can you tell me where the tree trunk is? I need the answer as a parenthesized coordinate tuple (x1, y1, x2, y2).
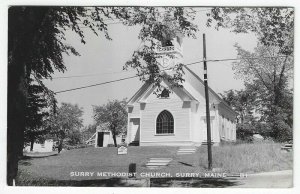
(7, 7, 52, 185)
(30, 138, 34, 151)
(112, 134, 117, 147)
(7, 66, 27, 186)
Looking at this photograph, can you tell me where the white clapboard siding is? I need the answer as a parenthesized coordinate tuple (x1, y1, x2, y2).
(140, 90, 191, 145)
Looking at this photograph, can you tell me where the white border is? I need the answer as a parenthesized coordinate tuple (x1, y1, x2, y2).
(1, 1, 299, 194)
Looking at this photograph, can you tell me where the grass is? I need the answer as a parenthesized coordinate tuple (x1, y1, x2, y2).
(16, 143, 292, 186)
(198, 142, 293, 173)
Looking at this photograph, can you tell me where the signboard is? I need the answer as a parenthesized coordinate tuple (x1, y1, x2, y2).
(117, 145, 128, 155)
(157, 45, 175, 52)
(156, 45, 182, 54)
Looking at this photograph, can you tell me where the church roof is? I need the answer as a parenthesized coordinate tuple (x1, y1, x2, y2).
(183, 66, 237, 115)
(127, 65, 237, 115)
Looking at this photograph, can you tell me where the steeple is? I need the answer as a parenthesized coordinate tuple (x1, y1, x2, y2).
(155, 30, 184, 71)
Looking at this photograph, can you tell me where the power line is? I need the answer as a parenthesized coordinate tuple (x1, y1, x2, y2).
(55, 75, 138, 94)
(54, 55, 290, 94)
(53, 55, 288, 80)
(51, 40, 144, 80)
(206, 55, 290, 63)
(51, 70, 133, 79)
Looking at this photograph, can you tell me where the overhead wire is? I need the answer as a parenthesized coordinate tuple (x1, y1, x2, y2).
(54, 55, 290, 94)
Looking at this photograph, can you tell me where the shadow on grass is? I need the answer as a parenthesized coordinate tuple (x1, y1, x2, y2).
(18, 153, 59, 166)
(22, 153, 58, 159)
(150, 178, 242, 188)
(16, 177, 242, 187)
(16, 178, 148, 187)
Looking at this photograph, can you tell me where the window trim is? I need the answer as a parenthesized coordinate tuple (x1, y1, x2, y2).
(155, 110, 175, 135)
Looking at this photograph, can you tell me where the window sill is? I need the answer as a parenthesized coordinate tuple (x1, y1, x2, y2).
(154, 134, 175, 136)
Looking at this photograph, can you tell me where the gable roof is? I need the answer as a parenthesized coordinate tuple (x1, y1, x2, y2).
(183, 65, 237, 115)
(127, 66, 237, 116)
(127, 78, 198, 106)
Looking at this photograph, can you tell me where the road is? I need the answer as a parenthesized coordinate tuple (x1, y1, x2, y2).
(230, 170, 293, 188)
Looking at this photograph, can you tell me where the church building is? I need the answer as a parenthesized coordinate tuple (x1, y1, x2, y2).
(126, 31, 237, 147)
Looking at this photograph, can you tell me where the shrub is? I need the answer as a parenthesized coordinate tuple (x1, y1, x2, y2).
(236, 123, 255, 142)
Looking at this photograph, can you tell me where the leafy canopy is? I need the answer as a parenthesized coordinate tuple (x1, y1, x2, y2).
(206, 7, 294, 55)
(93, 99, 127, 135)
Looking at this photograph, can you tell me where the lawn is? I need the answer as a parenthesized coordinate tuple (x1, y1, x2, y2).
(16, 143, 293, 186)
(197, 143, 293, 173)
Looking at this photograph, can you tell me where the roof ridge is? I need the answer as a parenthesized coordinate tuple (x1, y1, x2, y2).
(183, 65, 235, 113)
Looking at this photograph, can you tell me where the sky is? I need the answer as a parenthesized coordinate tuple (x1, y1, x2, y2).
(43, 8, 258, 126)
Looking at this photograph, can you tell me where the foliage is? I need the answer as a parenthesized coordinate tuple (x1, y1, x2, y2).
(82, 124, 98, 142)
(206, 7, 294, 55)
(123, 7, 198, 93)
(235, 124, 255, 142)
(221, 88, 257, 124)
(8, 7, 199, 184)
(56, 103, 84, 132)
(222, 45, 293, 142)
(45, 102, 84, 145)
(66, 130, 82, 145)
(93, 99, 127, 146)
(84, 124, 98, 134)
(208, 7, 294, 142)
(235, 45, 293, 141)
(24, 80, 50, 150)
(9, 7, 198, 89)
(232, 44, 293, 85)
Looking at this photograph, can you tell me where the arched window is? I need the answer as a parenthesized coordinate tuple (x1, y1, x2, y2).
(156, 110, 174, 134)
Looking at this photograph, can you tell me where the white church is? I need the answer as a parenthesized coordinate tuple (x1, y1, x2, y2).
(126, 31, 237, 147)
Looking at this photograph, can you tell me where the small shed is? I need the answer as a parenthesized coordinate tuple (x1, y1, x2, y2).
(94, 123, 122, 147)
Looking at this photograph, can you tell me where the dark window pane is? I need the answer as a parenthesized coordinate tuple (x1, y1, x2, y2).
(156, 110, 174, 134)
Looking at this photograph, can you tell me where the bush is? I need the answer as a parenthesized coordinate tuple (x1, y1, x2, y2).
(64, 144, 90, 150)
(236, 123, 255, 142)
(66, 130, 82, 145)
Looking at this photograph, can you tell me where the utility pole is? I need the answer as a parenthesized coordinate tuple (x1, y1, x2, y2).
(203, 33, 213, 170)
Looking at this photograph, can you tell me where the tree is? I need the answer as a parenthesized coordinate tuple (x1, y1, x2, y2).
(8, 6, 198, 184)
(206, 7, 294, 56)
(82, 124, 97, 142)
(234, 44, 293, 139)
(56, 103, 84, 132)
(221, 88, 258, 142)
(221, 43, 293, 142)
(51, 103, 84, 142)
(24, 81, 50, 151)
(205, 7, 294, 142)
(221, 88, 257, 124)
(93, 99, 127, 147)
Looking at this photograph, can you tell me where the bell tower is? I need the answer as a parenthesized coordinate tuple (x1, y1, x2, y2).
(155, 31, 184, 71)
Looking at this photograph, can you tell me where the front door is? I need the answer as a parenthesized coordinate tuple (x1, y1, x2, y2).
(97, 132, 104, 147)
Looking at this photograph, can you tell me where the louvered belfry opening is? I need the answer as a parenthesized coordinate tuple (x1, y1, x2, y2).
(156, 110, 174, 134)
(160, 88, 169, 98)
